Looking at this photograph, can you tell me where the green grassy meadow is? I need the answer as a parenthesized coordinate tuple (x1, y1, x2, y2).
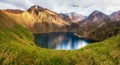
(0, 11, 120, 65)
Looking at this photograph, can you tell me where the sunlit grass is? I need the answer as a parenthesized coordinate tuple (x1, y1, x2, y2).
(0, 10, 120, 65)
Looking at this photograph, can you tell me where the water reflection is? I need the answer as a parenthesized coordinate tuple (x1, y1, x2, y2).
(34, 32, 96, 50)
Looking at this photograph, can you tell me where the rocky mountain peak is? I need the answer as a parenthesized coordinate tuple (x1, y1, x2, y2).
(31, 5, 43, 9)
(91, 10, 102, 14)
(86, 10, 109, 22)
(79, 10, 110, 26)
(27, 5, 46, 15)
(89, 10, 107, 18)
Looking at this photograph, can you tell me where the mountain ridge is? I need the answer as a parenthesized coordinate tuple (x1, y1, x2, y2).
(75, 10, 120, 41)
(2, 5, 70, 33)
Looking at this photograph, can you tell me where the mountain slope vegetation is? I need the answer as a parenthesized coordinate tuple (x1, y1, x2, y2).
(0, 10, 33, 45)
(0, 10, 120, 65)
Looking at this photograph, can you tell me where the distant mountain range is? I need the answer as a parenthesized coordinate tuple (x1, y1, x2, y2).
(2, 5, 120, 27)
(60, 10, 120, 26)
(60, 12, 84, 23)
(60, 10, 120, 41)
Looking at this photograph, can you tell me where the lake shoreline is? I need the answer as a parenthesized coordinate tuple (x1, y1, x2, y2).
(34, 32, 97, 50)
(74, 33, 99, 42)
(33, 31, 74, 35)
(33, 31, 99, 42)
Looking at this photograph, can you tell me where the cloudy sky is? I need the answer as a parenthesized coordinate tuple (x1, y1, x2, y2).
(0, 0, 120, 15)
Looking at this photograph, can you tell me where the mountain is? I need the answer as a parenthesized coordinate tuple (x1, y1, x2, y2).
(60, 12, 84, 23)
(3, 5, 70, 33)
(0, 9, 120, 65)
(76, 21, 120, 41)
(79, 10, 110, 26)
(76, 10, 120, 41)
(24, 5, 70, 33)
(111, 10, 120, 21)
(0, 6, 120, 65)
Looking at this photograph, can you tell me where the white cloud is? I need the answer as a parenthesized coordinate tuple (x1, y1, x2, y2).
(0, 0, 120, 15)
(0, 2, 24, 10)
(0, 0, 34, 9)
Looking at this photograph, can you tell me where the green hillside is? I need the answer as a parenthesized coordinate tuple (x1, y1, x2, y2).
(0, 10, 120, 65)
(0, 10, 33, 45)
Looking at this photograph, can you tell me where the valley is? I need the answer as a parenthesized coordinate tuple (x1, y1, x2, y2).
(0, 5, 120, 65)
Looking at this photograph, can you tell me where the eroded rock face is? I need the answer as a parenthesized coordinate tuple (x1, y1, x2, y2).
(16, 5, 70, 33)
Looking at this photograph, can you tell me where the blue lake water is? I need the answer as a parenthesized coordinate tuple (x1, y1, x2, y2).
(34, 32, 96, 50)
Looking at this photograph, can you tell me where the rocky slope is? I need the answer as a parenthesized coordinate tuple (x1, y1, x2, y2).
(76, 10, 120, 41)
(23, 5, 70, 33)
(3, 5, 70, 33)
(79, 10, 110, 26)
